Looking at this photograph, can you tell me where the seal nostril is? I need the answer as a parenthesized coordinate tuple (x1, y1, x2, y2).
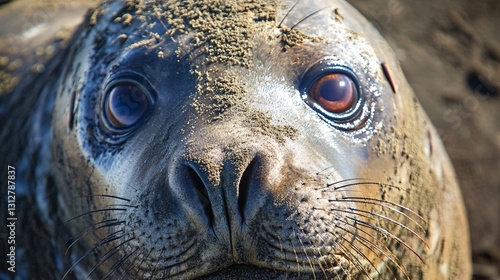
(238, 158, 258, 223)
(187, 166, 214, 227)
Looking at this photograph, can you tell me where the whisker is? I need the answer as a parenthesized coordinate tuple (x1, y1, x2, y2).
(353, 218, 427, 265)
(348, 207, 429, 248)
(64, 208, 128, 224)
(335, 232, 374, 280)
(289, 231, 302, 276)
(336, 207, 427, 252)
(120, 248, 142, 277)
(319, 178, 370, 189)
(305, 220, 371, 280)
(277, 0, 303, 28)
(333, 218, 407, 279)
(155, 14, 169, 34)
(336, 196, 428, 225)
(335, 224, 383, 279)
(328, 202, 425, 239)
(314, 165, 335, 176)
(78, 194, 132, 203)
(314, 253, 328, 279)
(105, 203, 138, 208)
(333, 197, 429, 264)
(62, 231, 125, 280)
(102, 240, 137, 280)
(85, 237, 132, 279)
(319, 179, 408, 195)
(294, 229, 316, 279)
(65, 219, 124, 256)
(290, 6, 331, 30)
(306, 228, 347, 278)
(325, 198, 427, 234)
(328, 180, 400, 192)
(138, 246, 157, 279)
(150, 245, 167, 279)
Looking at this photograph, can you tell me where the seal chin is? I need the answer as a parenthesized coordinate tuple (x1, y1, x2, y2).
(198, 265, 325, 279)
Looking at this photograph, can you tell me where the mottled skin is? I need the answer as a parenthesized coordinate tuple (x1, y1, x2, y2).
(0, 0, 470, 279)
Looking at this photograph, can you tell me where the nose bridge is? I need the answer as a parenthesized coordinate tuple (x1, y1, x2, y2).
(176, 135, 274, 235)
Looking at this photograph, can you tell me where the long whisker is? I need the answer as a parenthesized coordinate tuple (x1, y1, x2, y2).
(62, 231, 126, 280)
(353, 218, 427, 265)
(328, 198, 427, 233)
(333, 217, 407, 279)
(290, 6, 331, 30)
(316, 178, 371, 189)
(334, 230, 374, 280)
(79, 194, 132, 203)
(323, 180, 404, 195)
(278, 0, 303, 28)
(64, 208, 128, 224)
(294, 229, 316, 279)
(65, 219, 124, 256)
(120, 248, 142, 277)
(288, 231, 302, 276)
(347, 207, 429, 248)
(313, 232, 349, 278)
(150, 245, 167, 279)
(102, 240, 137, 280)
(336, 196, 428, 225)
(85, 237, 132, 279)
(139, 246, 156, 279)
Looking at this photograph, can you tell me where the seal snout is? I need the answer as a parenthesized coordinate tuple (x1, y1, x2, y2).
(174, 150, 267, 233)
(182, 164, 216, 227)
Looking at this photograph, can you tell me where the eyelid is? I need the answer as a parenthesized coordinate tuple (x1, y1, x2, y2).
(300, 63, 364, 124)
(104, 83, 151, 129)
(99, 71, 157, 140)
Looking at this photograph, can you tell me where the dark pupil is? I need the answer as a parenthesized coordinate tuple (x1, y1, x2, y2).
(319, 75, 350, 102)
(107, 84, 149, 127)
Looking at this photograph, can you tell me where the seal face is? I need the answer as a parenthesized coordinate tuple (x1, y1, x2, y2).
(8, 0, 470, 279)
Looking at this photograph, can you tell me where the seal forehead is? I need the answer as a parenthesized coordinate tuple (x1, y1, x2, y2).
(113, 0, 278, 67)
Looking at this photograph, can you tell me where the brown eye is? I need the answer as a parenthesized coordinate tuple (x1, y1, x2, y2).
(301, 63, 366, 129)
(308, 73, 358, 114)
(104, 83, 151, 129)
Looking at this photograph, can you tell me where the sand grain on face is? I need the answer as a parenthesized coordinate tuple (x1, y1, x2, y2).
(124, 0, 277, 67)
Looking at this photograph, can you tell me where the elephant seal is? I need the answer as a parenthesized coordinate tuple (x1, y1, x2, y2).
(0, 0, 471, 279)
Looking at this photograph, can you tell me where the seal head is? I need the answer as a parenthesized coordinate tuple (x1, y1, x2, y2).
(47, 0, 471, 279)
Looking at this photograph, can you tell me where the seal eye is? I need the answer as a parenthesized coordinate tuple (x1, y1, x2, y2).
(301, 63, 365, 127)
(104, 82, 152, 130)
(308, 73, 358, 114)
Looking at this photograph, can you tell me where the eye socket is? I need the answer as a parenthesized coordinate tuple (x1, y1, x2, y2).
(301, 63, 364, 125)
(308, 73, 358, 114)
(103, 79, 154, 131)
